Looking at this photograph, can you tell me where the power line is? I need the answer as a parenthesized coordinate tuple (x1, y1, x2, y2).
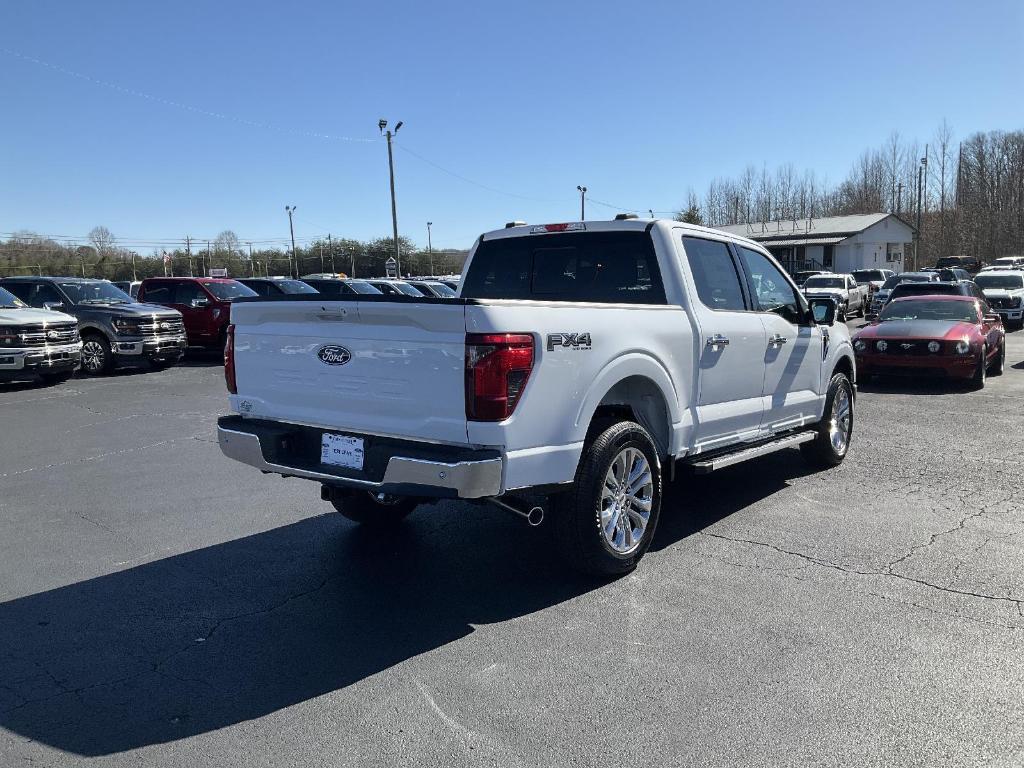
(0, 47, 377, 144)
(396, 144, 554, 204)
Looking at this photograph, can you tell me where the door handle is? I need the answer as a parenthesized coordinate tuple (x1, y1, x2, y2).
(706, 334, 730, 348)
(768, 334, 788, 347)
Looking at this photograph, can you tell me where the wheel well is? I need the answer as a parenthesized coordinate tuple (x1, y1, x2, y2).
(587, 376, 670, 457)
(832, 355, 855, 386)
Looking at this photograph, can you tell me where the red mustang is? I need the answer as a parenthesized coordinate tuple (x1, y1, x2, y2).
(853, 295, 1006, 388)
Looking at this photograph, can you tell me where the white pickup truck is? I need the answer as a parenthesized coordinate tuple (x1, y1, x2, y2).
(801, 273, 869, 319)
(218, 218, 856, 576)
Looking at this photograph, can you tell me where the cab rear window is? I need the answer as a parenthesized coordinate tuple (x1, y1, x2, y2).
(461, 231, 666, 304)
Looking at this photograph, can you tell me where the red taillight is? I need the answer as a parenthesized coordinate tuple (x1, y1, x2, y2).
(465, 333, 534, 421)
(224, 324, 237, 394)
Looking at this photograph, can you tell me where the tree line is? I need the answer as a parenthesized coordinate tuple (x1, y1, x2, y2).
(676, 125, 1024, 264)
(0, 229, 469, 282)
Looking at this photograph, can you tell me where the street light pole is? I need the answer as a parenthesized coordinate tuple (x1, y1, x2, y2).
(427, 221, 433, 275)
(380, 119, 403, 276)
(285, 205, 298, 278)
(577, 185, 587, 220)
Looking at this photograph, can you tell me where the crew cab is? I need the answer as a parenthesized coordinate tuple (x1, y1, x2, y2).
(137, 277, 257, 349)
(0, 286, 82, 383)
(0, 277, 186, 374)
(801, 273, 869, 318)
(974, 270, 1024, 329)
(217, 219, 856, 576)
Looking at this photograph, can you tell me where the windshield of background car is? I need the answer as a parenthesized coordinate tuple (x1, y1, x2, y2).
(975, 274, 1024, 290)
(852, 270, 884, 282)
(59, 281, 133, 305)
(388, 282, 424, 296)
(275, 280, 318, 294)
(804, 277, 845, 289)
(203, 281, 258, 300)
(347, 281, 383, 295)
(880, 300, 977, 323)
(882, 274, 928, 289)
(424, 282, 457, 297)
(0, 287, 26, 307)
(462, 231, 666, 303)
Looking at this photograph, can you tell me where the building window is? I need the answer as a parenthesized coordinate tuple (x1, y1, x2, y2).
(886, 243, 903, 262)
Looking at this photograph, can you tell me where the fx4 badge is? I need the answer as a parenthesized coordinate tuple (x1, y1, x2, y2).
(547, 332, 592, 352)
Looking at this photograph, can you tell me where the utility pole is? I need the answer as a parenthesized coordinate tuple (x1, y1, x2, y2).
(427, 221, 434, 275)
(319, 243, 324, 273)
(185, 236, 193, 277)
(285, 205, 298, 278)
(327, 233, 335, 273)
(247, 242, 254, 276)
(379, 119, 403, 275)
(896, 183, 903, 217)
(921, 145, 929, 272)
(577, 185, 587, 220)
(205, 240, 211, 277)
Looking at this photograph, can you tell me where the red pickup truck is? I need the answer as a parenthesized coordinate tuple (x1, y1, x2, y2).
(137, 277, 257, 349)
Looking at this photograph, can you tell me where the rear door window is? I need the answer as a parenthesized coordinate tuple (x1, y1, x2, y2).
(461, 231, 665, 304)
(681, 237, 746, 311)
(142, 282, 175, 303)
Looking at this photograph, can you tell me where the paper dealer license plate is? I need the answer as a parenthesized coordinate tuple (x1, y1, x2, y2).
(320, 433, 364, 470)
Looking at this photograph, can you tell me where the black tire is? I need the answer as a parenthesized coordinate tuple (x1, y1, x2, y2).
(80, 333, 113, 375)
(330, 491, 419, 527)
(971, 345, 987, 390)
(39, 370, 74, 385)
(801, 372, 854, 469)
(552, 420, 662, 577)
(988, 340, 1005, 376)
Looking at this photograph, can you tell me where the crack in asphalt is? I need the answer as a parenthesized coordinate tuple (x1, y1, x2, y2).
(700, 531, 1024, 621)
(0, 436, 205, 479)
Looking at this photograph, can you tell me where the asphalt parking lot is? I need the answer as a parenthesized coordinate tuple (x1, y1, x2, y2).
(2, 326, 1023, 768)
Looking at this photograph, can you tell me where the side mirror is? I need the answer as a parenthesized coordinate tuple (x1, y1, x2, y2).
(809, 297, 838, 326)
(42, 301, 64, 311)
(984, 313, 1000, 324)
(190, 298, 210, 309)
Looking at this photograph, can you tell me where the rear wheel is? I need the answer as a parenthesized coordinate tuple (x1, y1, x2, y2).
(81, 334, 113, 375)
(330, 491, 419, 527)
(801, 372, 853, 469)
(553, 420, 662, 577)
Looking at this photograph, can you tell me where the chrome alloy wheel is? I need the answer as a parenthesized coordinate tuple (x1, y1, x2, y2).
(600, 447, 653, 554)
(81, 339, 106, 373)
(829, 384, 852, 455)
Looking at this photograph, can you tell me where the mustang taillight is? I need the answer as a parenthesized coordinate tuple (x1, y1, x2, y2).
(465, 333, 534, 421)
(224, 324, 237, 394)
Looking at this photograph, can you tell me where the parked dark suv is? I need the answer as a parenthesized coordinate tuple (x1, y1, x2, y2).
(238, 277, 319, 296)
(0, 277, 186, 374)
(137, 277, 257, 349)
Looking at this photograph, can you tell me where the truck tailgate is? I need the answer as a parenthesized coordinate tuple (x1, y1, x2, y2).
(230, 299, 470, 445)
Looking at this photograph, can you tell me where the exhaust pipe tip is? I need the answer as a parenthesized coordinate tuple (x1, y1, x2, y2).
(527, 507, 544, 526)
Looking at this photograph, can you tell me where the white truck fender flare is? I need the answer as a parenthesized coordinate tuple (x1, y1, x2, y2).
(572, 352, 682, 438)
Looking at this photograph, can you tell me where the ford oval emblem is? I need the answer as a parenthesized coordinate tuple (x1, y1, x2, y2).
(317, 345, 351, 366)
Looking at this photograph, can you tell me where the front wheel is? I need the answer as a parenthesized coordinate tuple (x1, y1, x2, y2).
(988, 340, 1006, 376)
(801, 372, 854, 469)
(553, 421, 662, 577)
(81, 334, 113, 375)
(330, 491, 419, 527)
(971, 346, 987, 390)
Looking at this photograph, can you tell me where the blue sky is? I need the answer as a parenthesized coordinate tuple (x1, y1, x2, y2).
(1, 0, 1021, 251)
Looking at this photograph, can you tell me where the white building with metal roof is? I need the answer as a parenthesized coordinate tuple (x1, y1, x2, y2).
(717, 213, 915, 275)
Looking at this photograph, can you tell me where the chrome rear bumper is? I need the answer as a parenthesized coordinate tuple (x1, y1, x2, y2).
(217, 425, 503, 499)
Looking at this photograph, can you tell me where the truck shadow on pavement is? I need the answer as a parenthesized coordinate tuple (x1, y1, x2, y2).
(0, 452, 813, 757)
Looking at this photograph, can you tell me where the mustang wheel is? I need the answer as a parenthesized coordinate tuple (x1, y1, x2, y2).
(971, 345, 987, 389)
(989, 340, 1006, 376)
